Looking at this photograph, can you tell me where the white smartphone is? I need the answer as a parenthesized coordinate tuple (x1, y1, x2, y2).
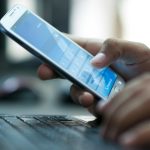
(0, 4, 125, 101)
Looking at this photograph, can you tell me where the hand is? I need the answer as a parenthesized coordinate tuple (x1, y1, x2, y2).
(38, 37, 150, 115)
(38, 35, 102, 80)
(71, 38, 150, 116)
(38, 36, 102, 114)
(91, 38, 150, 81)
(99, 73, 150, 147)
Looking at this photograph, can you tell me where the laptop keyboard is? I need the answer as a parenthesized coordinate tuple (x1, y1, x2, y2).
(0, 115, 121, 150)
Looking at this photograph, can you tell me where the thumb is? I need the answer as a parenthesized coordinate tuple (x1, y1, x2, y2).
(91, 38, 150, 68)
(91, 39, 122, 68)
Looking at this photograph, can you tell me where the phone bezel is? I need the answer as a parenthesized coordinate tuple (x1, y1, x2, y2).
(0, 4, 125, 101)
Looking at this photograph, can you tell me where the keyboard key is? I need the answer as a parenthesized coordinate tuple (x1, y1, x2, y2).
(68, 43, 79, 55)
(87, 75, 99, 90)
(59, 56, 70, 68)
(96, 68, 117, 98)
(78, 71, 91, 83)
(78, 57, 93, 82)
(87, 68, 106, 90)
(0, 117, 37, 150)
(68, 63, 80, 76)
(77, 50, 88, 61)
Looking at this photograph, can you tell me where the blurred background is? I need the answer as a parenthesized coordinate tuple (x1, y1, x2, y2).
(0, 0, 150, 116)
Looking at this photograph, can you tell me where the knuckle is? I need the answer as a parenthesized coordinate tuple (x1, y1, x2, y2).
(103, 38, 119, 49)
(103, 38, 121, 59)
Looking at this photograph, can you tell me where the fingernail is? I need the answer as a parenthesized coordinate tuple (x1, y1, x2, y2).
(91, 53, 106, 67)
(119, 133, 135, 146)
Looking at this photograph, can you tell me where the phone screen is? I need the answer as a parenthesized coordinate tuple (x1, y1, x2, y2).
(11, 11, 117, 99)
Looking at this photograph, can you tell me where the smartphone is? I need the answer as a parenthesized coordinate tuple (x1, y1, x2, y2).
(0, 4, 125, 101)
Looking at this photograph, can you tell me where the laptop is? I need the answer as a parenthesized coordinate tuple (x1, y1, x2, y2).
(0, 114, 124, 150)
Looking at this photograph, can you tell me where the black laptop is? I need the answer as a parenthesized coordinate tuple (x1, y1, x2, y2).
(0, 114, 124, 150)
